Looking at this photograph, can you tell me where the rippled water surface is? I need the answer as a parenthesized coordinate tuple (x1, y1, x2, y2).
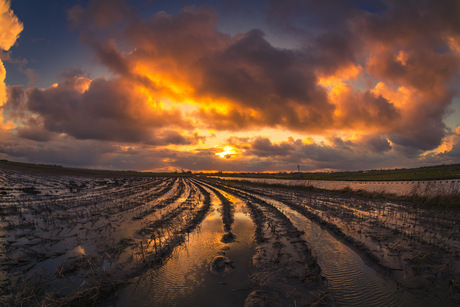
(117, 189, 415, 307)
(2, 166, 456, 306)
(257, 195, 414, 307)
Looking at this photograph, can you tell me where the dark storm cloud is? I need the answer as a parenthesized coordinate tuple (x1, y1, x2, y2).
(2, 0, 460, 171)
(250, 136, 297, 157)
(355, 0, 460, 46)
(64, 1, 460, 155)
(196, 29, 334, 131)
(0, 136, 114, 167)
(227, 136, 399, 171)
(336, 90, 400, 129)
(362, 135, 392, 153)
(354, 0, 460, 151)
(266, 0, 460, 154)
(2, 85, 27, 120)
(3, 75, 200, 146)
(71, 5, 337, 132)
(16, 118, 54, 142)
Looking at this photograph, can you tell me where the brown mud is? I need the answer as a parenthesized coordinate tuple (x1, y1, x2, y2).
(0, 165, 328, 306)
(205, 178, 460, 306)
(2, 162, 457, 306)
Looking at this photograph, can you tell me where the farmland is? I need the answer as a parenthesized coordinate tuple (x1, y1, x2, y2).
(0, 162, 459, 306)
(205, 163, 460, 181)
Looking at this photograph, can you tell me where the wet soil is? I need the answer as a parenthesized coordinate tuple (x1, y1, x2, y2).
(207, 178, 460, 306)
(1, 163, 458, 306)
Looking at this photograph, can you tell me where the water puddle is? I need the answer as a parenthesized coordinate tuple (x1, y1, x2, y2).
(116, 190, 256, 306)
(218, 177, 460, 197)
(257, 195, 414, 307)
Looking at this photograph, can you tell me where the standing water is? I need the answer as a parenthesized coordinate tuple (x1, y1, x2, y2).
(218, 177, 460, 197)
(258, 195, 414, 307)
(116, 191, 256, 306)
(116, 185, 418, 306)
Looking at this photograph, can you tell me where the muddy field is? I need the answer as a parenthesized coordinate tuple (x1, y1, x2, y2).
(0, 164, 459, 306)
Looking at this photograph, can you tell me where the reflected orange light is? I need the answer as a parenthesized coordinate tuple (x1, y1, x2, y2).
(447, 36, 460, 54)
(134, 64, 194, 100)
(426, 135, 455, 155)
(317, 64, 361, 120)
(371, 82, 413, 109)
(75, 77, 91, 93)
(135, 62, 237, 119)
(317, 64, 361, 89)
(396, 50, 408, 66)
(198, 99, 231, 115)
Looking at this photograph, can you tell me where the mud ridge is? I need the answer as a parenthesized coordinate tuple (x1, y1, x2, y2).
(199, 179, 332, 306)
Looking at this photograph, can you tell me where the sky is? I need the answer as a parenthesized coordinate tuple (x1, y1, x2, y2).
(1, 0, 460, 172)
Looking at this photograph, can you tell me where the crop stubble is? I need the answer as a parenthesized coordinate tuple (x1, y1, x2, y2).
(0, 163, 459, 306)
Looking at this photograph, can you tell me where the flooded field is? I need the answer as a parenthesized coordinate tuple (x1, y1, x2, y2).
(217, 177, 460, 197)
(0, 164, 459, 306)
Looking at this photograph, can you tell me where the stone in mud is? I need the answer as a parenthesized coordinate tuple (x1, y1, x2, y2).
(221, 232, 236, 243)
(244, 290, 281, 307)
(210, 256, 234, 276)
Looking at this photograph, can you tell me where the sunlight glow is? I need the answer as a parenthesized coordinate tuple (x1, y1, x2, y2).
(215, 145, 236, 158)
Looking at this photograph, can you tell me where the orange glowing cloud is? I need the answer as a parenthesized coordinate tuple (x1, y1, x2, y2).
(63, 2, 458, 155)
(44, 2, 460, 159)
(3, 73, 203, 145)
(448, 36, 460, 54)
(0, 0, 22, 107)
(2, 0, 460, 172)
(0, 0, 22, 50)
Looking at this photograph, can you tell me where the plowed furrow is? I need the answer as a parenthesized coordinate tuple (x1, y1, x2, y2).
(190, 178, 235, 239)
(199, 179, 329, 306)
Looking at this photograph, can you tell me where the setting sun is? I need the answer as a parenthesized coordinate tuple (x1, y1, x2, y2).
(216, 146, 236, 158)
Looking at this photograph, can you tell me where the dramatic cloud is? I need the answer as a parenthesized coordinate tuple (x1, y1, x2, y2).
(1, 0, 460, 171)
(0, 0, 22, 51)
(0, 0, 22, 105)
(3, 74, 203, 145)
(70, 2, 459, 152)
(223, 136, 400, 171)
(195, 29, 333, 131)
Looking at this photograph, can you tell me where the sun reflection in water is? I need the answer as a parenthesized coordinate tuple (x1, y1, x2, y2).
(116, 195, 255, 306)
